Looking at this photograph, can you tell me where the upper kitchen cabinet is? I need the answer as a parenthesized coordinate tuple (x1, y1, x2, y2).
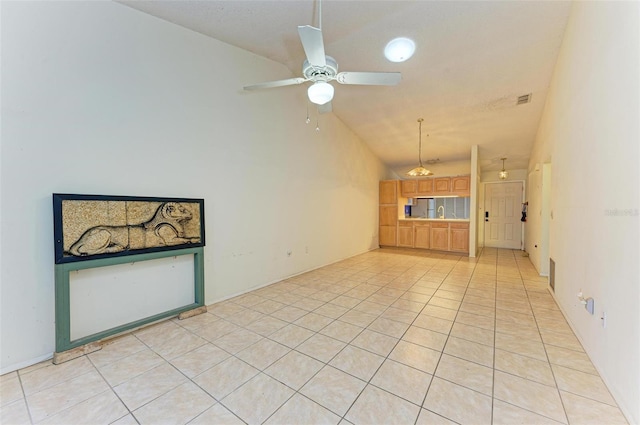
(433, 178, 451, 194)
(402, 179, 435, 197)
(400, 180, 417, 197)
(417, 179, 434, 195)
(401, 175, 470, 197)
(451, 175, 471, 196)
(380, 180, 399, 204)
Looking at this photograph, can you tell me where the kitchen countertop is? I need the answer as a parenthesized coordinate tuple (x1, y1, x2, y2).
(399, 218, 470, 222)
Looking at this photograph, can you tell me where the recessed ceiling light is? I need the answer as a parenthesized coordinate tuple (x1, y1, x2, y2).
(384, 37, 416, 63)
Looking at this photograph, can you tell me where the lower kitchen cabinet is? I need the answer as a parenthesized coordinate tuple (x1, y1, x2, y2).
(450, 223, 469, 252)
(398, 222, 414, 247)
(430, 222, 450, 251)
(387, 220, 469, 253)
(414, 222, 430, 249)
(379, 225, 397, 246)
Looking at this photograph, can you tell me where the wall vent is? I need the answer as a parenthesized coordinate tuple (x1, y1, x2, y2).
(549, 258, 555, 292)
(517, 93, 532, 105)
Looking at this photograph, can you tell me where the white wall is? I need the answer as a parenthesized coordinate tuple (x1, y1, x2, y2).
(0, 1, 390, 372)
(528, 2, 639, 422)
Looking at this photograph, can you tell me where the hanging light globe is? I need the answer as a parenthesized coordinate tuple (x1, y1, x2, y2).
(307, 81, 334, 105)
(499, 157, 509, 180)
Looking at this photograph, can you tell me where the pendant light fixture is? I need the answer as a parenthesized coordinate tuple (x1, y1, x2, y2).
(498, 157, 509, 180)
(406, 118, 433, 177)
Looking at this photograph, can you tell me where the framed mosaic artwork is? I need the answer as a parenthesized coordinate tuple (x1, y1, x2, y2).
(53, 194, 205, 264)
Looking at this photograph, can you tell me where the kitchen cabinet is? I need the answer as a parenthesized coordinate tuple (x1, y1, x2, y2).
(379, 226, 397, 246)
(450, 223, 469, 252)
(398, 222, 414, 247)
(380, 180, 398, 204)
(400, 180, 417, 197)
(417, 179, 434, 196)
(379, 205, 397, 226)
(402, 178, 434, 197)
(379, 181, 399, 247)
(430, 222, 450, 251)
(414, 222, 431, 249)
(380, 178, 471, 252)
(451, 176, 471, 196)
(400, 175, 470, 197)
(433, 178, 451, 194)
(395, 219, 469, 253)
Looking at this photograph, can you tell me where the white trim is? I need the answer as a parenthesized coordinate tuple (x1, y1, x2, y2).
(0, 352, 53, 376)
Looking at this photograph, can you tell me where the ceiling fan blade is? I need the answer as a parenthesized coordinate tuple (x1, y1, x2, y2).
(298, 25, 326, 68)
(318, 101, 332, 114)
(336, 72, 402, 86)
(243, 77, 307, 91)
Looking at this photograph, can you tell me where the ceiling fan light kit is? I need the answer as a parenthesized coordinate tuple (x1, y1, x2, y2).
(499, 157, 509, 180)
(308, 81, 334, 105)
(384, 37, 416, 63)
(406, 118, 433, 177)
(243, 0, 401, 113)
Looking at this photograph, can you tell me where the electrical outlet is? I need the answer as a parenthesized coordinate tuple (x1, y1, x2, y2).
(601, 312, 607, 328)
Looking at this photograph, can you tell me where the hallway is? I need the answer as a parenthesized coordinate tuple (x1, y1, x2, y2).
(0, 248, 628, 424)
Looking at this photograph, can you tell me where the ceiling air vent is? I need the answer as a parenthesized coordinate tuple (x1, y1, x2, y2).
(517, 93, 532, 105)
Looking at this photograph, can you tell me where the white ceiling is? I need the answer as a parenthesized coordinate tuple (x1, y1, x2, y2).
(119, 0, 571, 175)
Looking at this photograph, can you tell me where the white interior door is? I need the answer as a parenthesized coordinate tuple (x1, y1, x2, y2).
(484, 182, 523, 249)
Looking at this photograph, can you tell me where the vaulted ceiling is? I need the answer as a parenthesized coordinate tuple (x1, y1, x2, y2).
(119, 0, 571, 176)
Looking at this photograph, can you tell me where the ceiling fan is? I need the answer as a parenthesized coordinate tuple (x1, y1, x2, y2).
(243, 1, 402, 113)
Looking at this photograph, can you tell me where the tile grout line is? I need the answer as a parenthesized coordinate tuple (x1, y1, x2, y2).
(414, 252, 479, 423)
(517, 250, 571, 425)
(15, 366, 36, 425)
(490, 248, 499, 425)
(85, 348, 139, 424)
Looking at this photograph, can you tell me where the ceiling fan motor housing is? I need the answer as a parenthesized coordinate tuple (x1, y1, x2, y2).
(303, 56, 338, 82)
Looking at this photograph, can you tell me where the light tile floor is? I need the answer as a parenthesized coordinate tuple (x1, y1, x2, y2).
(0, 248, 630, 425)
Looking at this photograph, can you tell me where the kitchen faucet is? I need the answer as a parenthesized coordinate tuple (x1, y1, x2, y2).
(437, 205, 445, 219)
